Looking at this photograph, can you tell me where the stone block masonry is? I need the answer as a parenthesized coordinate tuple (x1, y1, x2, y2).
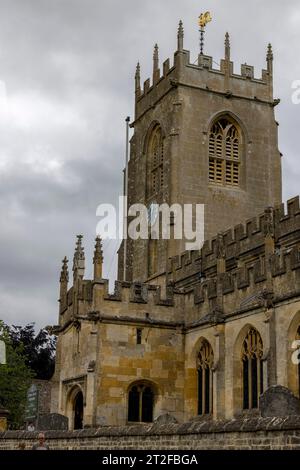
(1, 417, 300, 450)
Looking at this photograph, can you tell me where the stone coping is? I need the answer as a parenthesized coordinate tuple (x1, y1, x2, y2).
(1, 416, 300, 439)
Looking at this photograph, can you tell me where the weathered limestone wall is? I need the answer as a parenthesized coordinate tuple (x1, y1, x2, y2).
(1, 417, 300, 450)
(53, 265, 300, 426)
(96, 323, 185, 426)
(54, 318, 185, 427)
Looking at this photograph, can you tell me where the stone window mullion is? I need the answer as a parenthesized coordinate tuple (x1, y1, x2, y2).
(202, 366, 206, 414)
(222, 131, 226, 185)
(257, 357, 262, 398)
(197, 340, 214, 416)
(138, 386, 143, 422)
(209, 367, 213, 414)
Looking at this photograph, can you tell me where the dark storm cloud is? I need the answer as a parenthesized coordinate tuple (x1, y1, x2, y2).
(0, 0, 299, 328)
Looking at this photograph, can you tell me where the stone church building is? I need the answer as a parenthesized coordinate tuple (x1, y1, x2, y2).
(50, 22, 300, 429)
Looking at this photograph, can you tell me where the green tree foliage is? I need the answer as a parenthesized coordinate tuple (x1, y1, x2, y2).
(0, 322, 34, 429)
(8, 323, 56, 380)
(0, 321, 56, 428)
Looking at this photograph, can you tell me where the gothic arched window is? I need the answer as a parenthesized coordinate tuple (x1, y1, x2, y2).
(242, 328, 263, 409)
(197, 340, 214, 415)
(208, 117, 241, 186)
(128, 383, 154, 423)
(147, 126, 164, 197)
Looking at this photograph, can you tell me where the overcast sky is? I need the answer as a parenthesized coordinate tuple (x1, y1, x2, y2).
(0, 0, 299, 330)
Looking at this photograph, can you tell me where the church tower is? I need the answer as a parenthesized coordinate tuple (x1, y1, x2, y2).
(118, 21, 282, 284)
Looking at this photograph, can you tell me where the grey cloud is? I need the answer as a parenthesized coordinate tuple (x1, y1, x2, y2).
(0, 0, 299, 329)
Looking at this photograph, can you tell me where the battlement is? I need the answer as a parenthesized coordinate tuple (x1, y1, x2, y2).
(65, 240, 300, 326)
(58, 244, 182, 328)
(60, 277, 177, 322)
(58, 197, 300, 329)
(190, 244, 300, 303)
(168, 196, 300, 285)
(103, 279, 175, 306)
(133, 21, 275, 122)
(138, 52, 270, 100)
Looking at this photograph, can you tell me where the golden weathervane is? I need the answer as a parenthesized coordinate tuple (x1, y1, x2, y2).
(198, 11, 212, 55)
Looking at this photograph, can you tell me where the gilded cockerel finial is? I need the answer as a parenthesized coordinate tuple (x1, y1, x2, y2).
(198, 11, 212, 55)
(198, 11, 212, 28)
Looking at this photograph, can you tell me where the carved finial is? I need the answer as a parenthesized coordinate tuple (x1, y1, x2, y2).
(73, 234, 85, 279)
(153, 43, 160, 83)
(93, 236, 103, 280)
(135, 62, 141, 93)
(153, 43, 159, 71)
(267, 43, 273, 61)
(198, 11, 212, 55)
(225, 32, 230, 61)
(60, 256, 69, 283)
(59, 256, 69, 309)
(267, 43, 273, 75)
(177, 20, 184, 51)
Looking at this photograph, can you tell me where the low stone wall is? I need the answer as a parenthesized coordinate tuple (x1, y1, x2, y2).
(1, 416, 300, 450)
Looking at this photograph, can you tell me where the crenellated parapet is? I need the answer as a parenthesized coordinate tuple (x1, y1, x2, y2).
(168, 197, 300, 287)
(133, 21, 276, 123)
(179, 244, 300, 327)
(58, 239, 184, 330)
(57, 197, 300, 331)
(274, 196, 300, 240)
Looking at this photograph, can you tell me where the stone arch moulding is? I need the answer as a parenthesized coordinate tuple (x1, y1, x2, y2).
(142, 120, 166, 155)
(190, 335, 216, 366)
(126, 378, 160, 397)
(63, 375, 87, 409)
(63, 380, 86, 431)
(205, 110, 249, 143)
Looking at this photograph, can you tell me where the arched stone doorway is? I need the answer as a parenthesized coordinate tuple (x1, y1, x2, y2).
(65, 385, 84, 430)
(73, 390, 83, 430)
